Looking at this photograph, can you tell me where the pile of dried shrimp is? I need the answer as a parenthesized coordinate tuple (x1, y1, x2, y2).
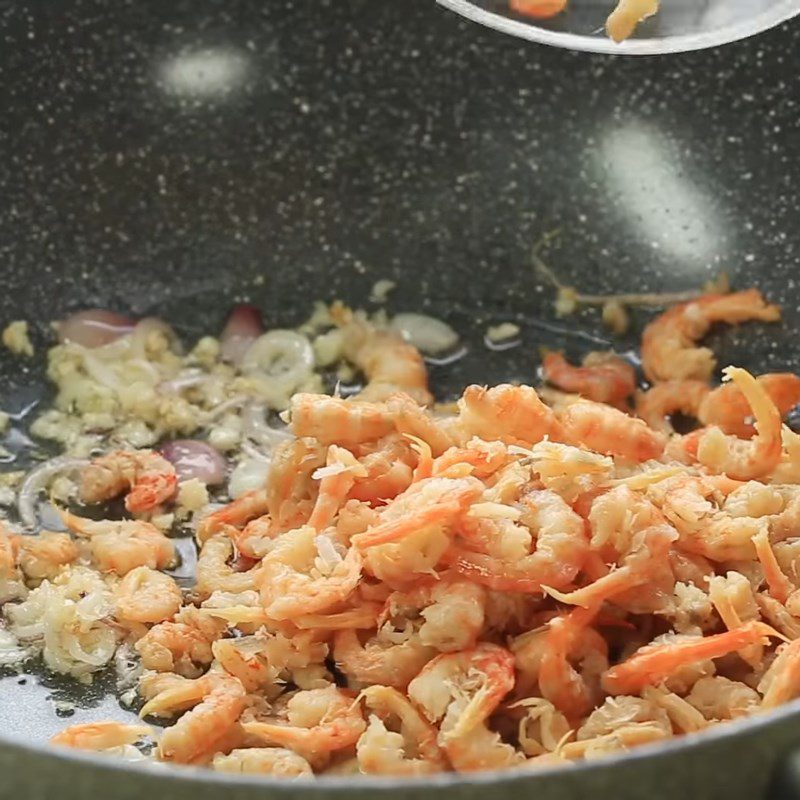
(5, 286, 800, 778)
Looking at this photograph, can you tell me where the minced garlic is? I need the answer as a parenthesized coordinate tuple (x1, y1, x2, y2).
(2, 321, 33, 357)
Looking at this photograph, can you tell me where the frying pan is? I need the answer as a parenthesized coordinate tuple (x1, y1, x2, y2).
(2, 0, 800, 798)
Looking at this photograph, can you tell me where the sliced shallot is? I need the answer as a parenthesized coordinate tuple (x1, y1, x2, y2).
(241, 331, 314, 397)
(220, 305, 264, 365)
(17, 456, 90, 528)
(57, 310, 136, 349)
(160, 440, 227, 486)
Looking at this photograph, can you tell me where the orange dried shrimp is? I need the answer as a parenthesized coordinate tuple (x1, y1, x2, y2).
(4, 286, 800, 778)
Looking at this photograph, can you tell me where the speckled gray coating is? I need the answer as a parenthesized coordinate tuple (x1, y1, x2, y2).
(1, 0, 800, 798)
(2, 0, 799, 410)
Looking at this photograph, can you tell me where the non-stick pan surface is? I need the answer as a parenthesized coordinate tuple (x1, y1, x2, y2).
(1, 1, 800, 798)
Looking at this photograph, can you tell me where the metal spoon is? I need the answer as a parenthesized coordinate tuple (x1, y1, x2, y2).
(436, 0, 800, 54)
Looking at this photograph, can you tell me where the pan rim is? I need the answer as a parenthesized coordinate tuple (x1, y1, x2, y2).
(435, 0, 800, 55)
(2, 692, 799, 790)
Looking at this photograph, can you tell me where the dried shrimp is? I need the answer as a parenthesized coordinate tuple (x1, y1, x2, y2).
(1, 286, 799, 779)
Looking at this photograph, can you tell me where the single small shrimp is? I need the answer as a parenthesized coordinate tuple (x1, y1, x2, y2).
(560, 724, 668, 760)
(752, 527, 794, 605)
(352, 476, 482, 550)
(642, 685, 709, 734)
(340, 318, 432, 406)
(333, 628, 436, 690)
(685, 676, 760, 721)
(408, 644, 520, 772)
(538, 606, 607, 719)
(559, 400, 666, 463)
(695, 367, 782, 480)
(546, 523, 678, 612)
(349, 435, 416, 505)
(481, 460, 535, 508)
(511, 698, 571, 758)
(213, 748, 313, 777)
(138, 671, 191, 703)
(707, 571, 759, 635)
(582, 485, 680, 616)
(756, 593, 800, 641)
(723, 480, 784, 518)
(227, 515, 277, 560)
(706, 571, 762, 667)
(308, 446, 367, 532)
(577, 695, 672, 744)
(135, 620, 218, 677)
(114, 567, 183, 623)
(212, 636, 275, 693)
(50, 722, 152, 751)
(60, 510, 176, 575)
(759, 638, 800, 709)
(114, 566, 182, 624)
(293, 601, 382, 631)
(360, 525, 453, 588)
(259, 526, 362, 620)
(601, 620, 780, 696)
(216, 629, 327, 688)
(356, 685, 446, 776)
(266, 437, 327, 531)
(431, 438, 510, 480)
(698, 373, 800, 439)
(641, 289, 780, 383)
(635, 380, 711, 433)
(457, 384, 563, 447)
(242, 686, 366, 764)
(522, 440, 613, 504)
(449, 488, 588, 594)
(385, 395, 457, 457)
(141, 673, 246, 764)
(542, 351, 636, 409)
(79, 449, 178, 513)
(16, 531, 79, 581)
(196, 533, 261, 598)
(289, 394, 397, 446)
(382, 577, 486, 652)
(412, 647, 515, 726)
(588, 483, 664, 556)
(196, 488, 270, 544)
(651, 475, 761, 562)
(605, 0, 659, 42)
